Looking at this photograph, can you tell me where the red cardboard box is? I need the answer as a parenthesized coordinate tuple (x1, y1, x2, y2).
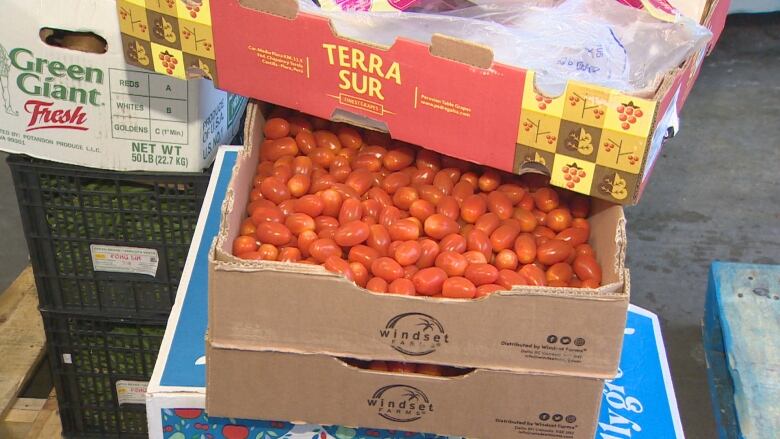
(115, 0, 728, 204)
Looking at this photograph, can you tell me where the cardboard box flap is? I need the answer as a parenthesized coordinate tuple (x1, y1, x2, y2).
(429, 34, 494, 70)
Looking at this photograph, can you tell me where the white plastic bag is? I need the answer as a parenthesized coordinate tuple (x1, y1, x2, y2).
(305, 0, 711, 96)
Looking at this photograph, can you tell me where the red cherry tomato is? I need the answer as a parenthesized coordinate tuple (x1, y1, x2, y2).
(334, 220, 371, 247)
(371, 257, 404, 282)
(520, 264, 547, 287)
(573, 255, 602, 285)
(440, 233, 467, 254)
(309, 238, 341, 263)
(464, 263, 499, 286)
(412, 267, 448, 296)
(442, 277, 477, 299)
(394, 241, 422, 266)
(537, 240, 573, 265)
(366, 277, 388, 293)
(233, 235, 258, 256)
(435, 251, 468, 277)
(256, 222, 292, 246)
(424, 214, 459, 240)
(388, 278, 416, 296)
(264, 118, 290, 139)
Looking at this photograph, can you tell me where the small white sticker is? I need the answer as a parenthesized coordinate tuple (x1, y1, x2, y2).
(62, 353, 72, 364)
(90, 245, 159, 277)
(116, 380, 148, 406)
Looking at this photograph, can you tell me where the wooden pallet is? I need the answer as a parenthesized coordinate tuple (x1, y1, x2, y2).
(0, 267, 60, 438)
(0, 391, 62, 439)
(703, 262, 780, 439)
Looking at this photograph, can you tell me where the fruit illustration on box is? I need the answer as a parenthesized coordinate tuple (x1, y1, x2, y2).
(561, 163, 588, 190)
(602, 138, 641, 167)
(127, 41, 150, 66)
(181, 0, 203, 19)
(159, 0, 177, 12)
(119, 6, 148, 36)
(567, 92, 605, 120)
(565, 128, 594, 156)
(182, 25, 213, 52)
(187, 58, 213, 80)
(222, 424, 249, 439)
(534, 93, 553, 111)
(616, 101, 645, 131)
(521, 119, 557, 146)
(526, 151, 548, 167)
(159, 51, 179, 75)
(173, 408, 203, 419)
(599, 172, 629, 200)
(153, 16, 177, 43)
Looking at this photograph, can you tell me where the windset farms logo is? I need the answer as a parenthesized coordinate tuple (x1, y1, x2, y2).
(1, 44, 103, 131)
(367, 384, 433, 423)
(380, 313, 449, 356)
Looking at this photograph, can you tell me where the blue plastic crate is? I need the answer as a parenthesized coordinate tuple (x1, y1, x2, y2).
(703, 261, 780, 439)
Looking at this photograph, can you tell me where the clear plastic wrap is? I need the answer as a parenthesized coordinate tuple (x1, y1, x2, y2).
(306, 0, 712, 97)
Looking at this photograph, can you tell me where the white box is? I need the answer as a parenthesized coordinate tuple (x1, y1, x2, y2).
(0, 0, 246, 172)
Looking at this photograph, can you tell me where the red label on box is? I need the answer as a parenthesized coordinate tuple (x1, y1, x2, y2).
(211, 0, 526, 173)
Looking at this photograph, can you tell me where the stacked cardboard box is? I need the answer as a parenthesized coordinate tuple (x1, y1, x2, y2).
(111, 1, 728, 438)
(205, 104, 628, 438)
(0, 0, 245, 172)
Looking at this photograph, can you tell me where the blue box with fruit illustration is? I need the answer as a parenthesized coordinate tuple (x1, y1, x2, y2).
(147, 146, 685, 439)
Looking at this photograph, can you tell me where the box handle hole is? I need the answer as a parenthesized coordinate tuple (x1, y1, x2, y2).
(40, 28, 107, 54)
(238, 0, 298, 19)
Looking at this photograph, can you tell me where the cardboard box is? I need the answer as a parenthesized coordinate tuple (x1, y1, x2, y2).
(0, 0, 246, 172)
(114, 0, 728, 203)
(148, 147, 684, 439)
(208, 103, 629, 378)
(207, 346, 605, 439)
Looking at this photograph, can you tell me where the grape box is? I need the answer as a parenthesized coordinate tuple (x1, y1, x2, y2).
(114, 0, 728, 202)
(0, 0, 246, 172)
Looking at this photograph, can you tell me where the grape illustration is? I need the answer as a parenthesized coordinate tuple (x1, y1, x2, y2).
(522, 118, 556, 147)
(182, 25, 212, 52)
(616, 101, 644, 130)
(182, 0, 203, 19)
(602, 138, 641, 168)
(119, 7, 148, 35)
(561, 163, 587, 189)
(535, 94, 553, 111)
(159, 50, 178, 75)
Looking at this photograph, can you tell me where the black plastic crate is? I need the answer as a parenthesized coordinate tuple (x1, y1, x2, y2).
(8, 155, 209, 318)
(42, 311, 165, 438)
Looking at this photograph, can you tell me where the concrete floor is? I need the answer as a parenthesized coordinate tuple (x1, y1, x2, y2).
(624, 13, 780, 439)
(0, 13, 778, 439)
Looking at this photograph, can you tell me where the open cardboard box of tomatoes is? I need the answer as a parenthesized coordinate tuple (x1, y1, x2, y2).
(115, 0, 728, 204)
(207, 102, 630, 379)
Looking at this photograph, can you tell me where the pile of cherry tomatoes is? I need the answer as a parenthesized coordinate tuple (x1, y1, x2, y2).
(342, 358, 469, 377)
(232, 108, 603, 299)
